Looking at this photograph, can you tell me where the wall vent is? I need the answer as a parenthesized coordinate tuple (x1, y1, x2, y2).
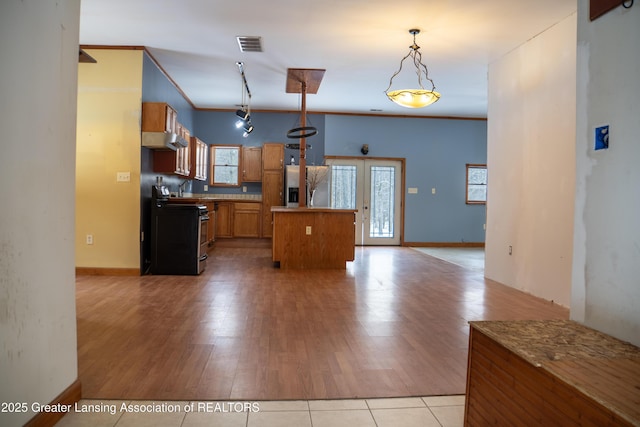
(236, 36, 263, 53)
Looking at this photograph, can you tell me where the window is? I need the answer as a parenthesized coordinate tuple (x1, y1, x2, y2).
(210, 145, 241, 186)
(466, 164, 487, 204)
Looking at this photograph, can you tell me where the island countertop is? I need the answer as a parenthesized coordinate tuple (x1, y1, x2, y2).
(271, 206, 357, 213)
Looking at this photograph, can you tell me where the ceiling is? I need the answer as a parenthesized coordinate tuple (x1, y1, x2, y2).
(79, 0, 576, 118)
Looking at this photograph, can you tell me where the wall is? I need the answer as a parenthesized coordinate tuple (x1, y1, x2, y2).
(485, 14, 577, 307)
(76, 49, 143, 270)
(572, 0, 640, 345)
(324, 115, 487, 243)
(0, 1, 80, 425)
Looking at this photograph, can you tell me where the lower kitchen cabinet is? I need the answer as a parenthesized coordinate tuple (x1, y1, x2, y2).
(214, 201, 262, 238)
(214, 202, 233, 238)
(233, 202, 262, 237)
(204, 201, 216, 245)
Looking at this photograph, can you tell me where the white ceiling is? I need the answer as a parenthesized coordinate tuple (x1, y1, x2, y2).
(79, 0, 576, 118)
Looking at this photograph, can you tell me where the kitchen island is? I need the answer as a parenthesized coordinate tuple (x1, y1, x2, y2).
(271, 207, 356, 269)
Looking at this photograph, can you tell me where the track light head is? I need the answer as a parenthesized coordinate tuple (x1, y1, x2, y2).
(235, 109, 249, 120)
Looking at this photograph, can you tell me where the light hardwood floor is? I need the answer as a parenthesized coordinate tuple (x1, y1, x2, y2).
(76, 241, 568, 401)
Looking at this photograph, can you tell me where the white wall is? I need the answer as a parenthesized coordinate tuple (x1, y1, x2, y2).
(0, 1, 80, 426)
(485, 14, 577, 307)
(572, 1, 640, 345)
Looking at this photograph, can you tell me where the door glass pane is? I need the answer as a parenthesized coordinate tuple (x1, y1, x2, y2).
(370, 166, 395, 238)
(330, 165, 357, 209)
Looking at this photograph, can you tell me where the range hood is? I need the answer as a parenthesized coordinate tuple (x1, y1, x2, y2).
(142, 132, 189, 151)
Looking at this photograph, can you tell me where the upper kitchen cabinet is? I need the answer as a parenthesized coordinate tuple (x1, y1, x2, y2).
(190, 136, 208, 181)
(142, 102, 176, 133)
(242, 146, 262, 182)
(263, 143, 284, 171)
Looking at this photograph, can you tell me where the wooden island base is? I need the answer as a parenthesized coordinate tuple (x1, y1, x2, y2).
(271, 207, 356, 269)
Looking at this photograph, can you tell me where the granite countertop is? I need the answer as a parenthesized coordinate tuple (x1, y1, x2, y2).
(470, 319, 640, 366)
(168, 193, 262, 203)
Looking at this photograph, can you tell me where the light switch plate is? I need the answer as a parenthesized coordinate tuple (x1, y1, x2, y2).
(116, 171, 131, 182)
(306, 226, 312, 235)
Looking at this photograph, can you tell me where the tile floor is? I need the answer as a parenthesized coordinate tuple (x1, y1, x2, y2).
(55, 395, 465, 426)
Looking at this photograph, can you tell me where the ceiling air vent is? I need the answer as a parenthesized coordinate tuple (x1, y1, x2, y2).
(236, 36, 263, 53)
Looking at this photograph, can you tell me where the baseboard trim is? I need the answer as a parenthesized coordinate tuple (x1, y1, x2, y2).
(24, 379, 81, 427)
(404, 242, 485, 248)
(76, 267, 140, 276)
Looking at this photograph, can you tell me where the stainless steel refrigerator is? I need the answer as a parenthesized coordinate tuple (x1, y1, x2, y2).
(285, 165, 329, 207)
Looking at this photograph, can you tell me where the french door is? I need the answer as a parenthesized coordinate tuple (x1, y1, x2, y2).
(326, 158, 403, 246)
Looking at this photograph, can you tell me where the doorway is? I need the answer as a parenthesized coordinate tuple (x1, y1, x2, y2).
(326, 158, 403, 245)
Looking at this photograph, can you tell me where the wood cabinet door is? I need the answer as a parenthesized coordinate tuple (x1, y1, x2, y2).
(261, 170, 283, 238)
(262, 143, 284, 171)
(242, 146, 262, 182)
(142, 102, 176, 133)
(215, 202, 233, 238)
(233, 203, 261, 237)
(189, 137, 208, 181)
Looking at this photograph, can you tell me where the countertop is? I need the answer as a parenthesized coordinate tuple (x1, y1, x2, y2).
(271, 207, 357, 213)
(167, 193, 262, 204)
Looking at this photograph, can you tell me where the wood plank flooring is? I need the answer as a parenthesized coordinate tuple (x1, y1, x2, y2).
(76, 242, 568, 401)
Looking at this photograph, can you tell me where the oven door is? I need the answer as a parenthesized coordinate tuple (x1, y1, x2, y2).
(197, 213, 209, 273)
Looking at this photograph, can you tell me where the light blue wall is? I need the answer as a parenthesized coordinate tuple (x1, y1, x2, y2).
(325, 115, 487, 243)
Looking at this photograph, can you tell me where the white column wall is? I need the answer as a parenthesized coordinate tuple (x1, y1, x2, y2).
(573, 1, 640, 345)
(0, 1, 80, 425)
(485, 14, 577, 307)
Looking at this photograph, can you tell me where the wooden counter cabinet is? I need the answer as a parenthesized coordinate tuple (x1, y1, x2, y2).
(465, 320, 640, 426)
(271, 207, 356, 269)
(233, 202, 261, 237)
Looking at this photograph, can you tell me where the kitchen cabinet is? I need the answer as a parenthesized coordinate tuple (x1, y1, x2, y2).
(214, 202, 233, 238)
(241, 146, 262, 182)
(233, 202, 262, 237)
(142, 102, 176, 133)
(189, 136, 208, 181)
(261, 143, 284, 238)
(153, 124, 190, 177)
(204, 201, 216, 246)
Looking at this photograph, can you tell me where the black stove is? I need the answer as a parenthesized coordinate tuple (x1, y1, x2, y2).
(150, 185, 209, 275)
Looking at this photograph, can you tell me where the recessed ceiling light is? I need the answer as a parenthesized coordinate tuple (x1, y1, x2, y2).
(236, 36, 263, 53)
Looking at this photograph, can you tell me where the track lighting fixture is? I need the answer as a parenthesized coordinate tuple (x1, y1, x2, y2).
(235, 62, 254, 134)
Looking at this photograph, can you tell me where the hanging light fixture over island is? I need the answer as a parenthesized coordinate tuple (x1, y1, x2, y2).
(385, 29, 441, 108)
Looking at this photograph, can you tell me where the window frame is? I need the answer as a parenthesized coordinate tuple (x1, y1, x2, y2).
(209, 144, 242, 187)
(466, 163, 487, 205)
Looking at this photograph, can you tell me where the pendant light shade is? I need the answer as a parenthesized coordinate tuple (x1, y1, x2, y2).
(385, 29, 441, 108)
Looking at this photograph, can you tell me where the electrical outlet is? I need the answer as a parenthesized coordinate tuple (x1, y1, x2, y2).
(508, 245, 512, 255)
(306, 226, 312, 235)
(204, 185, 208, 191)
(408, 187, 418, 194)
(86, 234, 93, 245)
(242, 186, 247, 193)
(432, 188, 436, 194)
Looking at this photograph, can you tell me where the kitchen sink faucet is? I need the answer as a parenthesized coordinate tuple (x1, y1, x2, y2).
(178, 179, 189, 197)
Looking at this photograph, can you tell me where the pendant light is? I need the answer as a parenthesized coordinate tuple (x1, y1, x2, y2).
(385, 29, 441, 108)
